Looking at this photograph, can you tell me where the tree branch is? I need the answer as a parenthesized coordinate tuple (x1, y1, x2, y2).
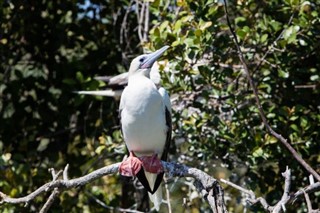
(291, 182, 320, 201)
(222, 168, 292, 212)
(272, 167, 291, 213)
(39, 188, 60, 213)
(221, 167, 320, 212)
(222, 0, 320, 182)
(0, 162, 227, 213)
(0, 163, 121, 205)
(164, 175, 173, 213)
(302, 190, 320, 213)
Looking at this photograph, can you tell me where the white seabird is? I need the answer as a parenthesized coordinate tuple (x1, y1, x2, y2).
(119, 46, 171, 211)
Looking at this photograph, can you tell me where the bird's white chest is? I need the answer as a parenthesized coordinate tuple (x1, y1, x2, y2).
(120, 77, 167, 156)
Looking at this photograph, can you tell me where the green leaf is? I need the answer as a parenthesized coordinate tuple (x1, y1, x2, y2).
(300, 116, 309, 128)
(76, 71, 84, 82)
(299, 39, 307, 46)
(37, 138, 50, 152)
(261, 34, 268, 43)
(310, 75, 319, 81)
(194, 29, 202, 37)
(269, 20, 282, 32)
(283, 26, 300, 44)
(290, 124, 299, 132)
(171, 40, 180, 47)
(235, 17, 246, 25)
(278, 69, 289, 78)
(63, 78, 76, 85)
(236, 29, 247, 40)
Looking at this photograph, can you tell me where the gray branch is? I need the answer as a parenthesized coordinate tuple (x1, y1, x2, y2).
(0, 163, 121, 205)
(0, 161, 227, 213)
(221, 167, 320, 212)
(39, 188, 60, 213)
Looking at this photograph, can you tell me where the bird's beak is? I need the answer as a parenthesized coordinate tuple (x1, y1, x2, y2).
(140, 45, 170, 69)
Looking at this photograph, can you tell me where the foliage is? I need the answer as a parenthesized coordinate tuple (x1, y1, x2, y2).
(1, 0, 319, 212)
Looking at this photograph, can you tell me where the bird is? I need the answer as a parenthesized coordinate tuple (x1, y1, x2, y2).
(118, 45, 171, 211)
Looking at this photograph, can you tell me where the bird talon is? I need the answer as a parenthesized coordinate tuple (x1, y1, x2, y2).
(139, 154, 164, 174)
(119, 152, 142, 177)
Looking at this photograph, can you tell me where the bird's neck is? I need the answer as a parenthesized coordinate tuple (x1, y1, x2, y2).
(128, 71, 150, 84)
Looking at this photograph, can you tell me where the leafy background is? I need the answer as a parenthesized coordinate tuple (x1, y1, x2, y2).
(1, 0, 319, 212)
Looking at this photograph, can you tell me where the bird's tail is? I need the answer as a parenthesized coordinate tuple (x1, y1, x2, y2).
(148, 187, 162, 211)
(145, 171, 163, 211)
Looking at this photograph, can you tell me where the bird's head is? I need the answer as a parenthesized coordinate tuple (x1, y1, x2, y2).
(128, 45, 169, 78)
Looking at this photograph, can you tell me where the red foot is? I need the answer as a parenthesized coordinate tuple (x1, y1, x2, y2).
(119, 152, 142, 177)
(139, 154, 164, 174)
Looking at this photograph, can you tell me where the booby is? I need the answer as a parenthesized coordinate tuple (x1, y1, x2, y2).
(119, 46, 171, 210)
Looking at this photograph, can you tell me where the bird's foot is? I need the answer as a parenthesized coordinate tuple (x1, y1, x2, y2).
(119, 152, 142, 177)
(139, 154, 163, 174)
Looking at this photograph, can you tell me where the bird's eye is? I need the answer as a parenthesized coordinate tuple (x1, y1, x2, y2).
(139, 57, 146, 63)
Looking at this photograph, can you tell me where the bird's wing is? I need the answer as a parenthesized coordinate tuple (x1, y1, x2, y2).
(158, 87, 172, 161)
(118, 86, 129, 134)
(95, 72, 129, 86)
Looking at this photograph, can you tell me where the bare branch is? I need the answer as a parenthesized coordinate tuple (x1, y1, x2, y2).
(222, 0, 320, 182)
(272, 167, 291, 213)
(143, 1, 149, 43)
(247, 197, 272, 211)
(291, 182, 320, 202)
(302, 190, 320, 213)
(220, 178, 255, 198)
(0, 163, 121, 205)
(164, 175, 172, 213)
(63, 164, 69, 181)
(0, 162, 227, 213)
(39, 188, 60, 213)
(221, 166, 320, 212)
(163, 162, 227, 213)
(221, 177, 272, 211)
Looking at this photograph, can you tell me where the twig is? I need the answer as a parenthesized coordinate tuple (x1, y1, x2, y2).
(222, 0, 320, 182)
(253, 13, 295, 74)
(120, 0, 135, 56)
(247, 197, 272, 211)
(164, 175, 172, 213)
(143, 1, 149, 43)
(221, 177, 272, 211)
(291, 182, 320, 201)
(294, 85, 317, 89)
(63, 164, 69, 181)
(39, 188, 60, 213)
(220, 179, 255, 198)
(272, 167, 291, 213)
(302, 190, 320, 213)
(304, 190, 313, 213)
